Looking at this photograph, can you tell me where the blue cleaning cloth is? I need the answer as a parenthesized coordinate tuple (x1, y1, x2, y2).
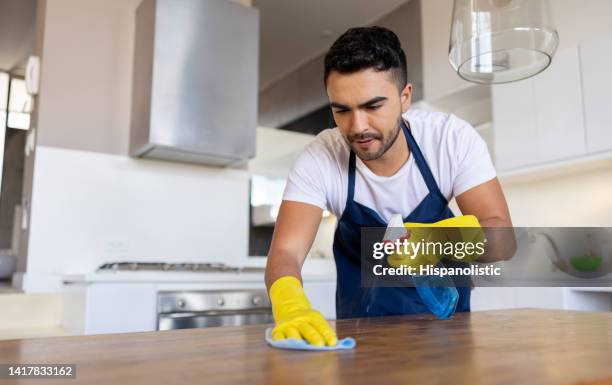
(265, 328, 356, 351)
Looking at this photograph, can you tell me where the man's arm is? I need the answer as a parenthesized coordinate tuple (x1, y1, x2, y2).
(264, 200, 337, 346)
(265, 200, 323, 289)
(455, 178, 517, 262)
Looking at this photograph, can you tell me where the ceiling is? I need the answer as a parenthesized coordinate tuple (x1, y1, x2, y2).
(0, 0, 37, 72)
(0, 0, 411, 87)
(253, 0, 410, 90)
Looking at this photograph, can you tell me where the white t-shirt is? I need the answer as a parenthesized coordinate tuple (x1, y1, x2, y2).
(282, 109, 496, 223)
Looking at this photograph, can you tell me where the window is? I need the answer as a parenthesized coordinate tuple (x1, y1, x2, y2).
(0, 71, 31, 253)
(0, 72, 8, 130)
(0, 72, 32, 130)
(7, 77, 31, 130)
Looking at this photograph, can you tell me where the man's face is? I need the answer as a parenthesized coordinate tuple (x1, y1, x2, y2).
(326, 68, 412, 161)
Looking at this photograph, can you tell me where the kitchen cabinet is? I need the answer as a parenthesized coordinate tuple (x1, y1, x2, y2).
(532, 47, 586, 163)
(1, 309, 611, 385)
(471, 287, 612, 312)
(62, 271, 337, 335)
(581, 35, 612, 153)
(492, 46, 586, 171)
(491, 78, 539, 170)
(471, 287, 565, 311)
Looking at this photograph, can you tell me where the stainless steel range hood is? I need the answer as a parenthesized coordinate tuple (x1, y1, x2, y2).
(130, 0, 259, 166)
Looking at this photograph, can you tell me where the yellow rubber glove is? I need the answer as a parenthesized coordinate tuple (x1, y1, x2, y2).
(429, 215, 481, 231)
(269, 276, 338, 347)
(413, 215, 485, 263)
(386, 227, 440, 269)
(386, 215, 485, 267)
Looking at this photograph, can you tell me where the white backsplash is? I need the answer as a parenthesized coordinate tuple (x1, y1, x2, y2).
(23, 146, 251, 291)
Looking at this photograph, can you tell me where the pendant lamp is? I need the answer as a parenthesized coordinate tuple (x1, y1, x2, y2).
(449, 0, 559, 84)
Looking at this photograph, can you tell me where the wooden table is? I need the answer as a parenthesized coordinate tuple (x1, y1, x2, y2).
(0, 309, 611, 385)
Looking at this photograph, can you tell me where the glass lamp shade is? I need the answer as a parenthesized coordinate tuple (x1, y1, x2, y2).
(449, 0, 559, 84)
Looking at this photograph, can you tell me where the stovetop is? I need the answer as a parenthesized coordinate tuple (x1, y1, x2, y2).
(96, 262, 265, 273)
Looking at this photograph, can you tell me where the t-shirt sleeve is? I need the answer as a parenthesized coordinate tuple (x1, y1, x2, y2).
(282, 145, 328, 210)
(451, 118, 497, 196)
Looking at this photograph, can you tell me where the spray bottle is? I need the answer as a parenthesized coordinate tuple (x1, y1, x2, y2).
(384, 214, 459, 319)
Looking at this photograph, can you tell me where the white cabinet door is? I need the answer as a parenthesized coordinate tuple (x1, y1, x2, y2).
(532, 46, 586, 162)
(492, 46, 586, 171)
(86, 284, 157, 334)
(492, 78, 539, 170)
(580, 36, 612, 153)
(471, 287, 565, 311)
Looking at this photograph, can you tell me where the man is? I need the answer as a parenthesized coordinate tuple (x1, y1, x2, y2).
(265, 27, 513, 347)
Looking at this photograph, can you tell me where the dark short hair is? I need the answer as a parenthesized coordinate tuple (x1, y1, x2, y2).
(324, 26, 407, 90)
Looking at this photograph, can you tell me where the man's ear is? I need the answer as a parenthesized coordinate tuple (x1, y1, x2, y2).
(400, 83, 412, 113)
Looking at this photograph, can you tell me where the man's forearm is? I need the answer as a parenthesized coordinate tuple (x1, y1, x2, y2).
(478, 216, 517, 262)
(265, 248, 304, 290)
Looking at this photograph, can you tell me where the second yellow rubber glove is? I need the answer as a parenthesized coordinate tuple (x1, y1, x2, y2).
(269, 276, 338, 347)
(425, 215, 485, 263)
(414, 215, 485, 263)
(386, 215, 485, 268)
(386, 226, 441, 269)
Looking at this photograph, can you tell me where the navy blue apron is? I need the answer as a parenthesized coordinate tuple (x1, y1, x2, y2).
(332, 119, 471, 319)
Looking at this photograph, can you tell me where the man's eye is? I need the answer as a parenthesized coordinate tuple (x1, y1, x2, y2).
(334, 110, 348, 114)
(366, 105, 381, 110)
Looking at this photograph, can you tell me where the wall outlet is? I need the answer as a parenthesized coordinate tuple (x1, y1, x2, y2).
(104, 240, 129, 255)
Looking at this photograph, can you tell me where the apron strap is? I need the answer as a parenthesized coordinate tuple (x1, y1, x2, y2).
(401, 119, 443, 197)
(347, 151, 357, 203)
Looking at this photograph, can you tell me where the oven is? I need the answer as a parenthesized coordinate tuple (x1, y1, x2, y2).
(157, 289, 273, 330)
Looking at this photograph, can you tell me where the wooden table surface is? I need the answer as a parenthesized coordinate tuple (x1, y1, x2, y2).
(0, 309, 611, 385)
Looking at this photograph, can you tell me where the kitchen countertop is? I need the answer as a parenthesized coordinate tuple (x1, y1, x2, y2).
(62, 259, 336, 284)
(0, 309, 610, 385)
(62, 270, 336, 284)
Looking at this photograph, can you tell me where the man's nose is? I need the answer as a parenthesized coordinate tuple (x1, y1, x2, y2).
(349, 110, 369, 134)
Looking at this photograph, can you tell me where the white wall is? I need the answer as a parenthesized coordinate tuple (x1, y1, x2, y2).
(248, 127, 314, 177)
(500, 166, 612, 227)
(451, 162, 612, 226)
(36, 0, 138, 155)
(21, 146, 250, 292)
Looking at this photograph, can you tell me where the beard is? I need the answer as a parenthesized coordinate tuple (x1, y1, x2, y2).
(346, 117, 403, 161)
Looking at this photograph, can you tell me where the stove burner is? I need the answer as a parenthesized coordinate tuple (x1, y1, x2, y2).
(96, 262, 255, 273)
